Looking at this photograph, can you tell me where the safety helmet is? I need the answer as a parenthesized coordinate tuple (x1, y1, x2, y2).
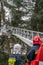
(33, 36, 42, 45)
(13, 44, 22, 54)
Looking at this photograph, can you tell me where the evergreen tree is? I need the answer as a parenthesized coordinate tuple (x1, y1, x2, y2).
(30, 0, 43, 32)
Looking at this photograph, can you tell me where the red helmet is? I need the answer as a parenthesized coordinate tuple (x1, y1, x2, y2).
(33, 36, 42, 45)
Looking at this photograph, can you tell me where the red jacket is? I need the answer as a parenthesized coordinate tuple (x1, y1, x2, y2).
(25, 62, 29, 65)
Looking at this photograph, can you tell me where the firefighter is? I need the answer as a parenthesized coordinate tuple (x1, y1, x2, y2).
(26, 36, 42, 65)
(8, 44, 22, 65)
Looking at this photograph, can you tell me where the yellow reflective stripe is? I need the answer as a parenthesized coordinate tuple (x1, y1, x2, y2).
(8, 58, 16, 65)
(8, 58, 16, 62)
(35, 50, 38, 54)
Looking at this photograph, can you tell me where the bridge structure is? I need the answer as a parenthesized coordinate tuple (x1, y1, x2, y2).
(7, 26, 43, 47)
(1, 26, 43, 47)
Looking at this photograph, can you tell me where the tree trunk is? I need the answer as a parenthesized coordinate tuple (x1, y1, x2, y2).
(1, 0, 5, 25)
(0, 1, 1, 27)
(0, 12, 1, 27)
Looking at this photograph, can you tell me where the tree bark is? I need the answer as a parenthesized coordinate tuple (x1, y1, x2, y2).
(1, 0, 5, 25)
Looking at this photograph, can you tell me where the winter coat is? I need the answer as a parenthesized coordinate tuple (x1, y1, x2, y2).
(8, 54, 22, 65)
(27, 44, 40, 62)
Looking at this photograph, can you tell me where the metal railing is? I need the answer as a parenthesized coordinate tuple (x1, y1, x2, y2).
(1, 26, 43, 41)
(11, 27, 43, 41)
